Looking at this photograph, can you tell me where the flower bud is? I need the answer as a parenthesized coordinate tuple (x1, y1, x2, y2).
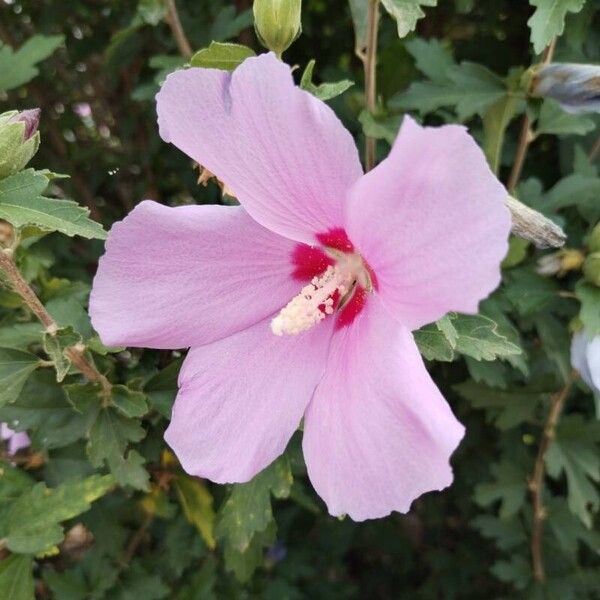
(587, 223, 600, 253)
(536, 248, 584, 277)
(253, 0, 302, 57)
(0, 108, 41, 179)
(583, 252, 600, 287)
(531, 63, 600, 114)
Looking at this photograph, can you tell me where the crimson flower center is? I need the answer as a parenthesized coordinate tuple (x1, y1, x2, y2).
(271, 248, 373, 336)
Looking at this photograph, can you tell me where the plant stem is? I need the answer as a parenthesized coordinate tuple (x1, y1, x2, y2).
(165, 0, 193, 59)
(507, 40, 556, 193)
(0, 249, 112, 396)
(588, 133, 600, 162)
(528, 371, 575, 583)
(363, 0, 380, 172)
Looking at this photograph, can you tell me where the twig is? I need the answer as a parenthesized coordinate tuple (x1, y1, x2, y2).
(363, 0, 380, 172)
(164, 0, 193, 59)
(507, 40, 556, 193)
(588, 133, 600, 162)
(506, 196, 566, 248)
(528, 371, 575, 583)
(0, 249, 111, 396)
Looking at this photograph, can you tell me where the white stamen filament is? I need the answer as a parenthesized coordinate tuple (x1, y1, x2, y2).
(271, 265, 351, 336)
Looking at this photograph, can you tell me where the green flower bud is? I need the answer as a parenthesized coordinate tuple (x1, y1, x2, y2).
(587, 223, 600, 253)
(0, 109, 41, 179)
(583, 252, 600, 287)
(253, 0, 302, 57)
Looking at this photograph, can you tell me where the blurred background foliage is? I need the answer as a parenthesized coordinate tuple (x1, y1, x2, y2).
(0, 0, 599, 598)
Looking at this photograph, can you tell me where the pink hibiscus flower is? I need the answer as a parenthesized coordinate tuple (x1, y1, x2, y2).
(90, 54, 510, 520)
(1, 423, 30, 456)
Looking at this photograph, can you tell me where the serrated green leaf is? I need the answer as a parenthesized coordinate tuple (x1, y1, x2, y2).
(381, 0, 438, 38)
(393, 61, 505, 120)
(111, 385, 148, 418)
(300, 60, 354, 101)
(546, 497, 600, 558)
(452, 313, 522, 361)
(0, 554, 34, 600)
(535, 99, 595, 137)
(144, 358, 182, 419)
(190, 42, 255, 71)
(4, 474, 114, 554)
(0, 370, 96, 450)
(348, 0, 368, 51)
(358, 110, 401, 144)
(455, 381, 547, 429)
(404, 37, 454, 83)
(528, 0, 586, 54)
(575, 281, 600, 336)
(174, 475, 216, 550)
(474, 460, 528, 518)
(0, 169, 106, 240)
(0, 34, 64, 91)
(0, 322, 43, 350)
(414, 322, 456, 361)
(216, 455, 292, 553)
(472, 515, 527, 551)
(223, 521, 276, 583)
(43, 326, 82, 382)
(0, 347, 40, 407)
(88, 407, 148, 490)
(545, 415, 600, 527)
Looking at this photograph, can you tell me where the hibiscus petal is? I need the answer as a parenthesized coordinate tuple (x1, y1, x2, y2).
(302, 297, 465, 521)
(571, 331, 595, 389)
(345, 116, 510, 330)
(90, 201, 300, 349)
(165, 317, 333, 483)
(586, 335, 600, 391)
(156, 53, 362, 245)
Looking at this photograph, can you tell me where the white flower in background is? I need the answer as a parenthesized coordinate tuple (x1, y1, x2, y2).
(571, 330, 600, 415)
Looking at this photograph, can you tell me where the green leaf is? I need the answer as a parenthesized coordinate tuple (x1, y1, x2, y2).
(381, 0, 438, 38)
(348, 0, 368, 51)
(575, 281, 600, 336)
(528, 0, 586, 55)
(545, 415, 600, 527)
(490, 554, 531, 590)
(455, 381, 547, 429)
(174, 475, 216, 550)
(216, 455, 292, 553)
(0, 34, 64, 91)
(0, 170, 107, 240)
(223, 522, 276, 583)
(144, 358, 182, 418)
(534, 99, 596, 137)
(0, 554, 34, 600)
(393, 61, 506, 120)
(546, 497, 600, 558)
(4, 475, 114, 554)
(43, 326, 82, 383)
(111, 385, 148, 418)
(300, 60, 354, 101)
(451, 313, 522, 361)
(0, 347, 40, 407)
(136, 0, 167, 26)
(414, 321, 456, 362)
(472, 515, 527, 551)
(0, 322, 43, 350)
(358, 110, 401, 144)
(190, 42, 255, 71)
(87, 406, 148, 490)
(404, 38, 454, 83)
(503, 267, 557, 316)
(0, 370, 96, 450)
(474, 460, 528, 519)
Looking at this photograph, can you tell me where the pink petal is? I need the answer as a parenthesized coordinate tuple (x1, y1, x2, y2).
(345, 117, 510, 330)
(302, 297, 465, 521)
(586, 336, 600, 391)
(165, 317, 333, 483)
(90, 201, 300, 349)
(156, 54, 362, 244)
(1, 424, 30, 455)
